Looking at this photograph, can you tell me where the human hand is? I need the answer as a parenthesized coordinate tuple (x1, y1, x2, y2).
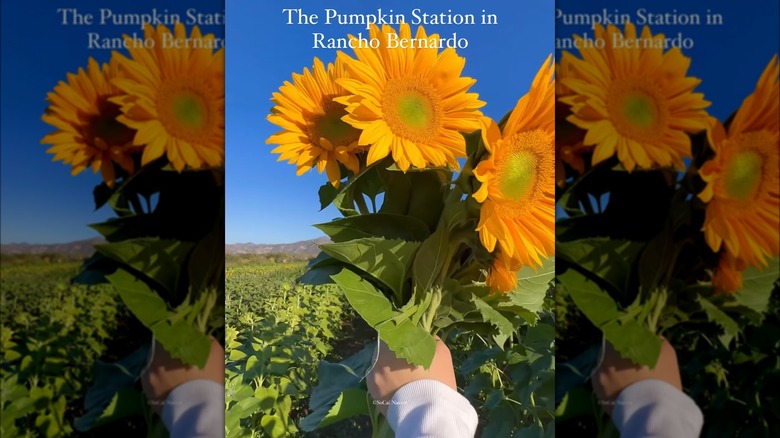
(141, 336, 225, 416)
(592, 338, 683, 415)
(367, 337, 458, 416)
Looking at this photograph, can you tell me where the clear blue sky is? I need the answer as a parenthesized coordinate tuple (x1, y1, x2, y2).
(0, 1, 224, 244)
(226, 0, 555, 244)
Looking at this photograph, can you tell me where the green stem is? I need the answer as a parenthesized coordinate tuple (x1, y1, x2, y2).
(197, 289, 217, 333)
(354, 192, 370, 215)
(421, 288, 442, 334)
(129, 193, 145, 215)
(646, 288, 668, 334)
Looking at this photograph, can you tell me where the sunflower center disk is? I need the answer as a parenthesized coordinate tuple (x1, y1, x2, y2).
(622, 92, 657, 129)
(608, 80, 665, 141)
(397, 92, 433, 129)
(725, 150, 763, 201)
(90, 99, 135, 147)
(500, 151, 536, 201)
(497, 130, 551, 203)
(173, 92, 206, 128)
(311, 100, 360, 149)
(383, 79, 442, 141)
(158, 81, 213, 142)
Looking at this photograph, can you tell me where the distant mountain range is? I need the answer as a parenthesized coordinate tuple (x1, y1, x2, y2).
(1, 237, 329, 257)
(0, 237, 104, 255)
(225, 237, 329, 255)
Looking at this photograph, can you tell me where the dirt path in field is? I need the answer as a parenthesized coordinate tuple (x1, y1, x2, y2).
(329, 313, 376, 361)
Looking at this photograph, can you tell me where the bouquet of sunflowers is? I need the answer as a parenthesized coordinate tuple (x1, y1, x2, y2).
(264, 23, 556, 433)
(40, 23, 225, 432)
(554, 21, 779, 407)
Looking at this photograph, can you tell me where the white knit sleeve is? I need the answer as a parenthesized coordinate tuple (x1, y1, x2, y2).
(612, 379, 703, 438)
(386, 379, 479, 438)
(161, 379, 225, 438)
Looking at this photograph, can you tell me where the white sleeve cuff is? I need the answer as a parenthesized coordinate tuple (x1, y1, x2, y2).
(613, 379, 703, 438)
(162, 379, 225, 438)
(387, 379, 478, 438)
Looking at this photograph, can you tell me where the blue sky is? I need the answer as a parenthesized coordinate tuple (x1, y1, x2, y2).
(226, 0, 555, 244)
(0, 0, 224, 244)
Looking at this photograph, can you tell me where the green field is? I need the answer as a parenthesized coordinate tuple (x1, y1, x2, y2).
(2, 254, 555, 437)
(0, 255, 148, 437)
(224, 255, 556, 438)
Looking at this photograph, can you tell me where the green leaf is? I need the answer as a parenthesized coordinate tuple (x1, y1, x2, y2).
(473, 297, 515, 340)
(557, 239, 643, 294)
(300, 345, 376, 432)
(638, 224, 674, 292)
(729, 257, 779, 317)
(318, 182, 340, 210)
(319, 388, 369, 428)
(556, 345, 600, 404)
(298, 264, 342, 286)
(75, 346, 149, 432)
(376, 318, 437, 368)
(89, 215, 160, 242)
(558, 269, 620, 327)
(331, 269, 396, 327)
(151, 317, 213, 368)
(412, 227, 449, 293)
(188, 221, 224, 292)
(560, 269, 661, 367)
(315, 214, 430, 243)
(482, 404, 516, 437)
(601, 319, 662, 367)
(107, 269, 170, 326)
(503, 257, 555, 324)
(76, 388, 144, 430)
(107, 270, 211, 367)
(96, 238, 192, 296)
(93, 183, 132, 216)
(378, 168, 412, 215)
(697, 296, 739, 348)
(323, 238, 420, 301)
(556, 387, 595, 422)
(406, 170, 450, 232)
(459, 347, 502, 374)
(260, 415, 286, 437)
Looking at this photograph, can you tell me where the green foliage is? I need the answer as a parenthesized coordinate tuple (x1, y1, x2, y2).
(226, 258, 557, 437)
(556, 270, 780, 437)
(451, 296, 557, 437)
(73, 166, 226, 434)
(224, 262, 351, 438)
(0, 260, 124, 437)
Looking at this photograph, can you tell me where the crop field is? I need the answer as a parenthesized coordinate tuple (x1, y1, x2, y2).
(224, 255, 555, 438)
(0, 255, 146, 437)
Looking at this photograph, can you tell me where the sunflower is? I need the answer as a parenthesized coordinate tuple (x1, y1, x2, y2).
(335, 24, 485, 172)
(266, 58, 363, 186)
(699, 55, 779, 268)
(486, 251, 521, 293)
(41, 57, 137, 187)
(110, 23, 224, 172)
(711, 253, 747, 294)
(559, 24, 710, 172)
(474, 56, 555, 268)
